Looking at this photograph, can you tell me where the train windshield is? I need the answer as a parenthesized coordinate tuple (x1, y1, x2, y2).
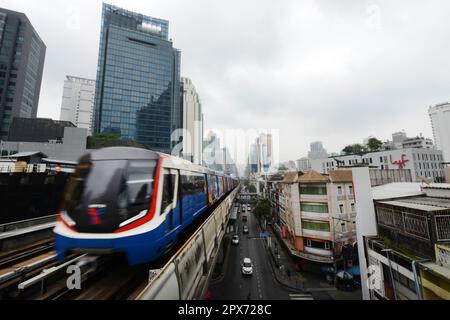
(63, 158, 157, 232)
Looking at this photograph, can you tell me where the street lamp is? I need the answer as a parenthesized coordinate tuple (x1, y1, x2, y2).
(381, 248, 398, 300)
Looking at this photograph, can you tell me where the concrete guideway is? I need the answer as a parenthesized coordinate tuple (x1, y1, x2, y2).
(136, 187, 240, 300)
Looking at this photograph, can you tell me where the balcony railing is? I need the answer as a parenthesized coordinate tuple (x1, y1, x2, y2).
(304, 246, 333, 257)
(302, 229, 332, 239)
(301, 211, 329, 220)
(300, 194, 328, 202)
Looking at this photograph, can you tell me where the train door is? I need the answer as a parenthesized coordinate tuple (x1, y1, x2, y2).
(161, 168, 179, 233)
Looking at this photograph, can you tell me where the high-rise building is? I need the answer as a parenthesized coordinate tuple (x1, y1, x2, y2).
(60, 76, 95, 133)
(392, 131, 407, 149)
(308, 141, 328, 159)
(429, 103, 450, 162)
(181, 77, 203, 164)
(203, 131, 224, 172)
(0, 8, 46, 139)
(296, 157, 311, 172)
(92, 3, 181, 153)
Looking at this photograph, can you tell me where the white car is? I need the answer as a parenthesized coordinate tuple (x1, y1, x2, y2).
(241, 258, 253, 276)
(232, 235, 239, 245)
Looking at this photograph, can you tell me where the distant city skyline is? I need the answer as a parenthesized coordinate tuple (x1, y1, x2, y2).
(2, 0, 449, 162)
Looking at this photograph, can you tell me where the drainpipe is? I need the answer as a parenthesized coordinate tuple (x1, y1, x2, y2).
(411, 259, 429, 300)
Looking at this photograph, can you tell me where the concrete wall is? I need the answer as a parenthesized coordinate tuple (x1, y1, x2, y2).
(0, 127, 87, 161)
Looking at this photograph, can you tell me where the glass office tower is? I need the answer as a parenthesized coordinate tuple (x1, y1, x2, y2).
(0, 8, 46, 139)
(93, 3, 181, 153)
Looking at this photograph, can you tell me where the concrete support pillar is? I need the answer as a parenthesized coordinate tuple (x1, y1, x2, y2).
(352, 167, 378, 300)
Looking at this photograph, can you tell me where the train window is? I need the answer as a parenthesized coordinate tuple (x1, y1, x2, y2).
(126, 161, 156, 214)
(161, 172, 176, 213)
(180, 171, 205, 195)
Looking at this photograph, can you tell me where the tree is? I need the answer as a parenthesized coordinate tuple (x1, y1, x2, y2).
(92, 133, 120, 140)
(367, 137, 383, 152)
(253, 198, 270, 220)
(248, 184, 256, 193)
(342, 144, 367, 156)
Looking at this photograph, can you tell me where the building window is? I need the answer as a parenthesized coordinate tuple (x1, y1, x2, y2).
(299, 185, 327, 195)
(339, 204, 344, 214)
(348, 185, 353, 194)
(301, 203, 328, 213)
(351, 203, 355, 211)
(325, 242, 331, 250)
(337, 186, 342, 195)
(341, 223, 346, 232)
(306, 239, 312, 247)
(302, 220, 330, 232)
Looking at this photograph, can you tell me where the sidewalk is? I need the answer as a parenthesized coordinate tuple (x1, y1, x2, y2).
(259, 224, 307, 292)
(261, 223, 362, 300)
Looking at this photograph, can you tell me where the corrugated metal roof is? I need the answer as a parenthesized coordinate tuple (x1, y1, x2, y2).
(372, 182, 423, 200)
(422, 183, 450, 190)
(377, 200, 450, 212)
(3, 151, 47, 158)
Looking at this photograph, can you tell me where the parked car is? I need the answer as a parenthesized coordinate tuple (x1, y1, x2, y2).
(243, 225, 249, 234)
(232, 235, 239, 245)
(242, 215, 247, 222)
(241, 257, 253, 276)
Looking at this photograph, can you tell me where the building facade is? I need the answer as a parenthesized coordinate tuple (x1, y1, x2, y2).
(311, 148, 444, 182)
(181, 77, 202, 164)
(0, 8, 46, 139)
(296, 157, 311, 172)
(308, 141, 328, 159)
(266, 169, 358, 271)
(1, 126, 87, 161)
(429, 102, 450, 162)
(6, 117, 75, 143)
(92, 3, 181, 154)
(60, 75, 95, 133)
(366, 183, 450, 300)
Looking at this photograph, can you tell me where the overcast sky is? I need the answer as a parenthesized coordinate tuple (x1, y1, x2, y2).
(2, 0, 449, 162)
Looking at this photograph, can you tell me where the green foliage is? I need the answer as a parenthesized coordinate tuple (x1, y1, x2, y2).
(342, 143, 367, 156)
(248, 184, 256, 193)
(87, 134, 148, 150)
(92, 133, 120, 140)
(367, 137, 383, 152)
(253, 198, 270, 220)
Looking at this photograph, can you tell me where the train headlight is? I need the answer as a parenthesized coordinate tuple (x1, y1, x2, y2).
(119, 209, 148, 228)
(60, 210, 76, 227)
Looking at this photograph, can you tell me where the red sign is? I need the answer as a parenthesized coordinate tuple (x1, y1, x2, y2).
(390, 154, 409, 169)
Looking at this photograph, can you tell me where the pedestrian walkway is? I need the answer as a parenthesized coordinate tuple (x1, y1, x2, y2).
(258, 224, 306, 291)
(261, 223, 362, 300)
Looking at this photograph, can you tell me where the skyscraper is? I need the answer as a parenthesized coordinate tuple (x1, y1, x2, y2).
(0, 8, 46, 139)
(429, 103, 450, 162)
(60, 75, 95, 133)
(181, 77, 203, 164)
(308, 141, 328, 159)
(92, 3, 181, 153)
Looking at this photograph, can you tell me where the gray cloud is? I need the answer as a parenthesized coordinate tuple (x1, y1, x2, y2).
(2, 0, 448, 162)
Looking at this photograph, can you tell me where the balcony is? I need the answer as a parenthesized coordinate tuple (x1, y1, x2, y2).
(334, 230, 355, 240)
(300, 194, 328, 202)
(301, 211, 329, 221)
(304, 246, 333, 257)
(302, 229, 332, 239)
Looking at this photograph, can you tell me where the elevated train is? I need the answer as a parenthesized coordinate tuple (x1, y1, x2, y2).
(54, 147, 238, 265)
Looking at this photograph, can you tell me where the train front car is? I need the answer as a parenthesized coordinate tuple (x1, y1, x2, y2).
(54, 147, 166, 265)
